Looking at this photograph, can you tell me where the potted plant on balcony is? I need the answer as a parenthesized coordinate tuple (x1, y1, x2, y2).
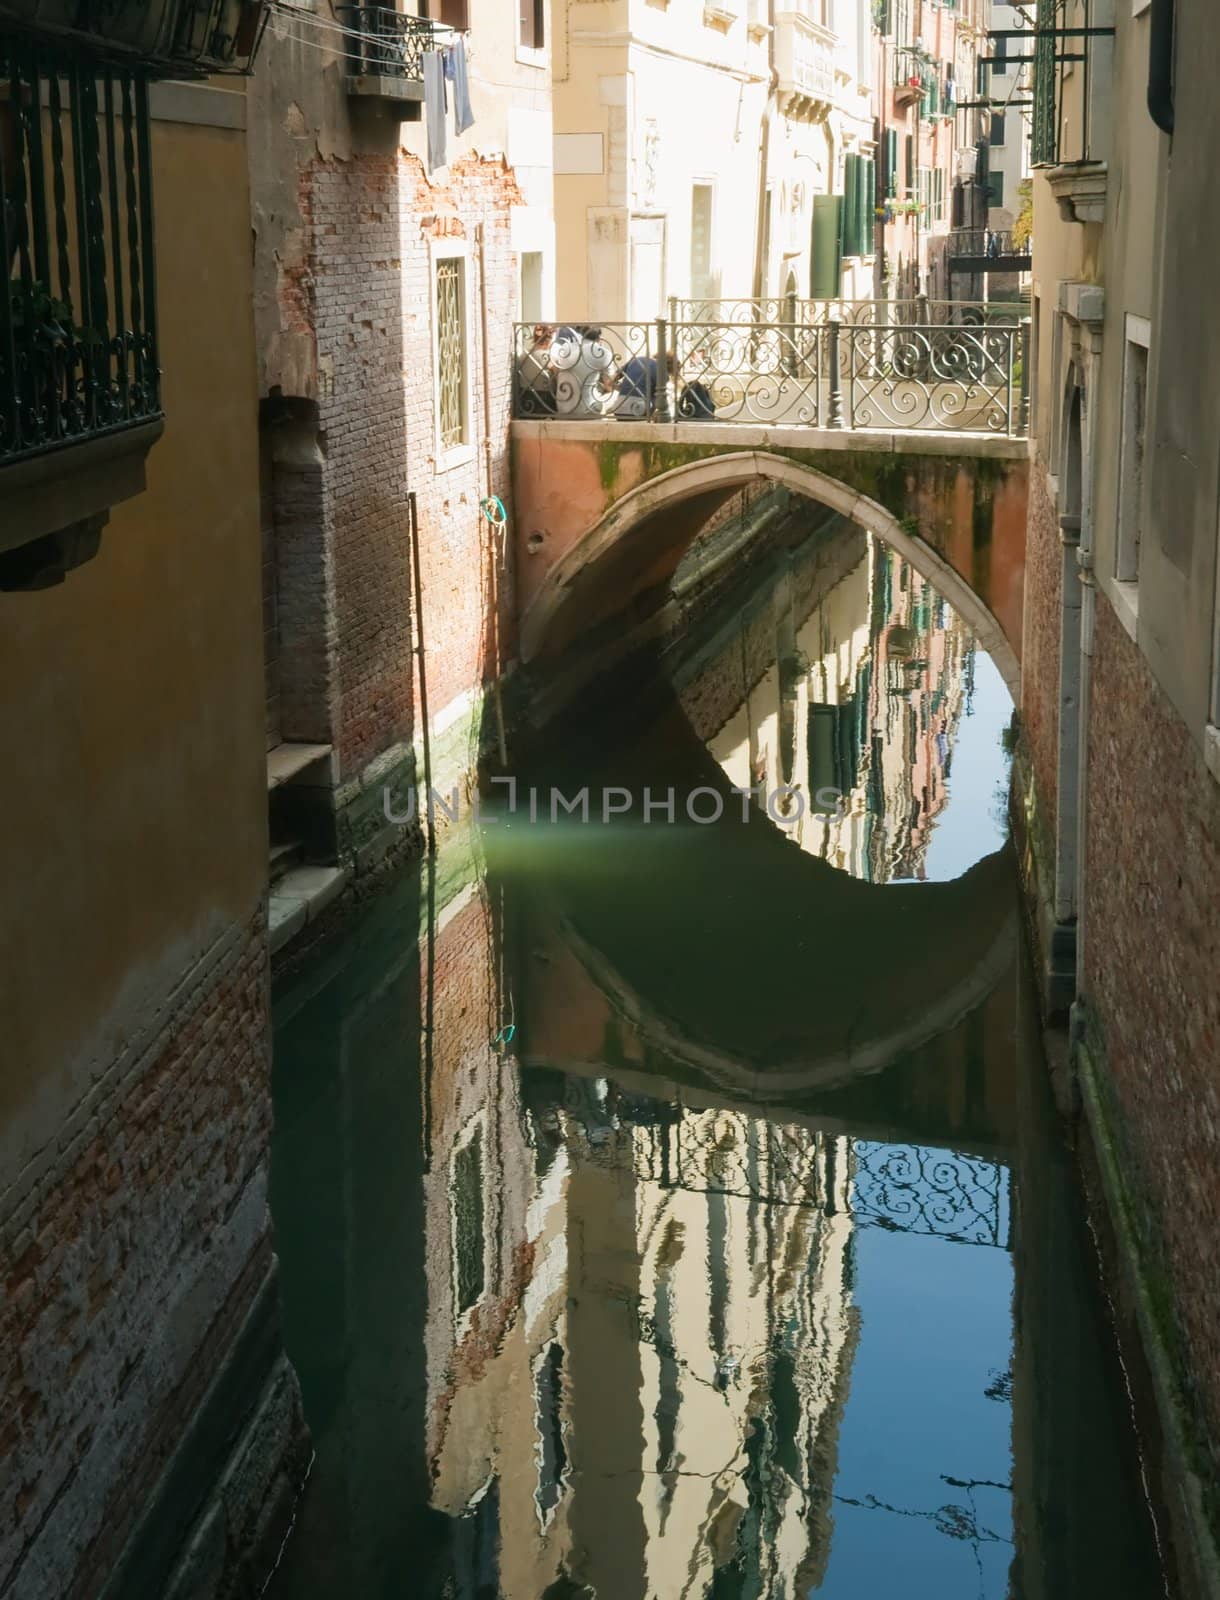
(3, 278, 102, 447)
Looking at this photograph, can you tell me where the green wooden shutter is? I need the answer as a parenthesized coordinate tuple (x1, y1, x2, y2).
(885, 128, 898, 197)
(811, 194, 843, 297)
(858, 157, 870, 251)
(842, 154, 858, 258)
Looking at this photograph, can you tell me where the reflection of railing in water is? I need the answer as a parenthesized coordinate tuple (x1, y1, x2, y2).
(851, 1141, 1009, 1249)
(628, 1114, 1009, 1250)
(512, 311, 1030, 435)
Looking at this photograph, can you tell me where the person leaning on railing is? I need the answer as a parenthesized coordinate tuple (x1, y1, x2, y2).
(516, 323, 557, 415)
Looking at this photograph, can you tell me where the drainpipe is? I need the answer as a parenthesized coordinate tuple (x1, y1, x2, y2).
(1073, 541, 1095, 1028)
(1146, 0, 1175, 135)
(751, 0, 776, 300)
(476, 222, 508, 767)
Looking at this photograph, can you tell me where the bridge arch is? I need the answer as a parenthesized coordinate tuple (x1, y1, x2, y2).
(515, 445, 1022, 697)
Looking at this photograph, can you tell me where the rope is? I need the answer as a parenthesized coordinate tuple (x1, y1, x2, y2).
(480, 494, 507, 528)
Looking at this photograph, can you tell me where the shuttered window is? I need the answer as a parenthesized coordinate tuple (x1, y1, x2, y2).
(843, 154, 860, 258)
(885, 128, 899, 198)
(810, 194, 843, 297)
(842, 155, 875, 257)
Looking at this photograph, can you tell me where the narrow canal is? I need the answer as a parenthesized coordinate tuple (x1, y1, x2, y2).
(267, 507, 1167, 1599)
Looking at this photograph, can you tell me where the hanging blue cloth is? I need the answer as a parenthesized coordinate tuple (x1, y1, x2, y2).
(444, 37, 475, 136)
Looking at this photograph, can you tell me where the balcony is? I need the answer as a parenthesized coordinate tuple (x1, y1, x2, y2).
(1, 31, 165, 586)
(945, 228, 1032, 274)
(0, 0, 268, 75)
(892, 48, 924, 103)
(335, 5, 453, 115)
(774, 4, 834, 119)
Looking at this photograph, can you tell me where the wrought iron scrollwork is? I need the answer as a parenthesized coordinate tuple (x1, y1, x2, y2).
(845, 323, 1017, 432)
(622, 1108, 1009, 1250)
(513, 305, 1028, 435)
(851, 1141, 1008, 1247)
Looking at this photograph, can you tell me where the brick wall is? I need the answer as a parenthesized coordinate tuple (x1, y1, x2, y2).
(1083, 599, 1220, 1460)
(0, 914, 301, 1598)
(300, 151, 522, 786)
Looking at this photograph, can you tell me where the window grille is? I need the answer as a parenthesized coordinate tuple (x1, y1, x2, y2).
(436, 257, 466, 450)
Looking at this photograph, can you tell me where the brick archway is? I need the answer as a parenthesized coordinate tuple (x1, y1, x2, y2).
(514, 444, 1023, 695)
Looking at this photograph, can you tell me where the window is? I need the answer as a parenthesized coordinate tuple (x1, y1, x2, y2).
(534, 1344, 568, 1524)
(842, 154, 875, 257)
(424, 0, 470, 26)
(1116, 318, 1150, 586)
(932, 167, 945, 223)
(885, 128, 899, 197)
(451, 1119, 486, 1317)
(985, 170, 1005, 209)
(690, 182, 715, 299)
(990, 111, 1007, 146)
(519, 0, 544, 48)
(435, 254, 469, 455)
(520, 251, 543, 323)
(811, 193, 842, 297)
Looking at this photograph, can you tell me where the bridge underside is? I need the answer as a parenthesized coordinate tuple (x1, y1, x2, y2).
(510, 421, 1029, 696)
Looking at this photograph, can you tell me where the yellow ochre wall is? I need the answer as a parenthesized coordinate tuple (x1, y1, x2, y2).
(0, 99, 266, 1181)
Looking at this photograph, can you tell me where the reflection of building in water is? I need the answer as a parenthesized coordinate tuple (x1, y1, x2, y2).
(422, 1031, 862, 1599)
(617, 1101, 858, 1599)
(704, 535, 974, 882)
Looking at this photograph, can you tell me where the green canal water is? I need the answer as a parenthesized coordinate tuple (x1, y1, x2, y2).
(267, 518, 1167, 1599)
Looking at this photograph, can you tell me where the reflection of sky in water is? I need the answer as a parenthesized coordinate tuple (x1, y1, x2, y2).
(266, 522, 1162, 1600)
(820, 1227, 1015, 1599)
(920, 651, 1013, 885)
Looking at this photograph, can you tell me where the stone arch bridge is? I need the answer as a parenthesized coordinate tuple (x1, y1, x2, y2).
(509, 421, 1029, 696)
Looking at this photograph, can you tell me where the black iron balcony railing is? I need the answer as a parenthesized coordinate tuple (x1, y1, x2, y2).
(0, 0, 268, 74)
(0, 32, 160, 466)
(334, 5, 451, 81)
(945, 229, 1030, 260)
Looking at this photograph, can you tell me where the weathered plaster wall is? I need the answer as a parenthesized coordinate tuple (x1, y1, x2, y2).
(0, 108, 303, 1597)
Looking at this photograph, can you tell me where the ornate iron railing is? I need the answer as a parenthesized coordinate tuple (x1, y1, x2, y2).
(627, 1111, 1010, 1250)
(513, 312, 1031, 435)
(0, 33, 161, 466)
(670, 296, 1026, 327)
(851, 1141, 1009, 1248)
(334, 4, 451, 80)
